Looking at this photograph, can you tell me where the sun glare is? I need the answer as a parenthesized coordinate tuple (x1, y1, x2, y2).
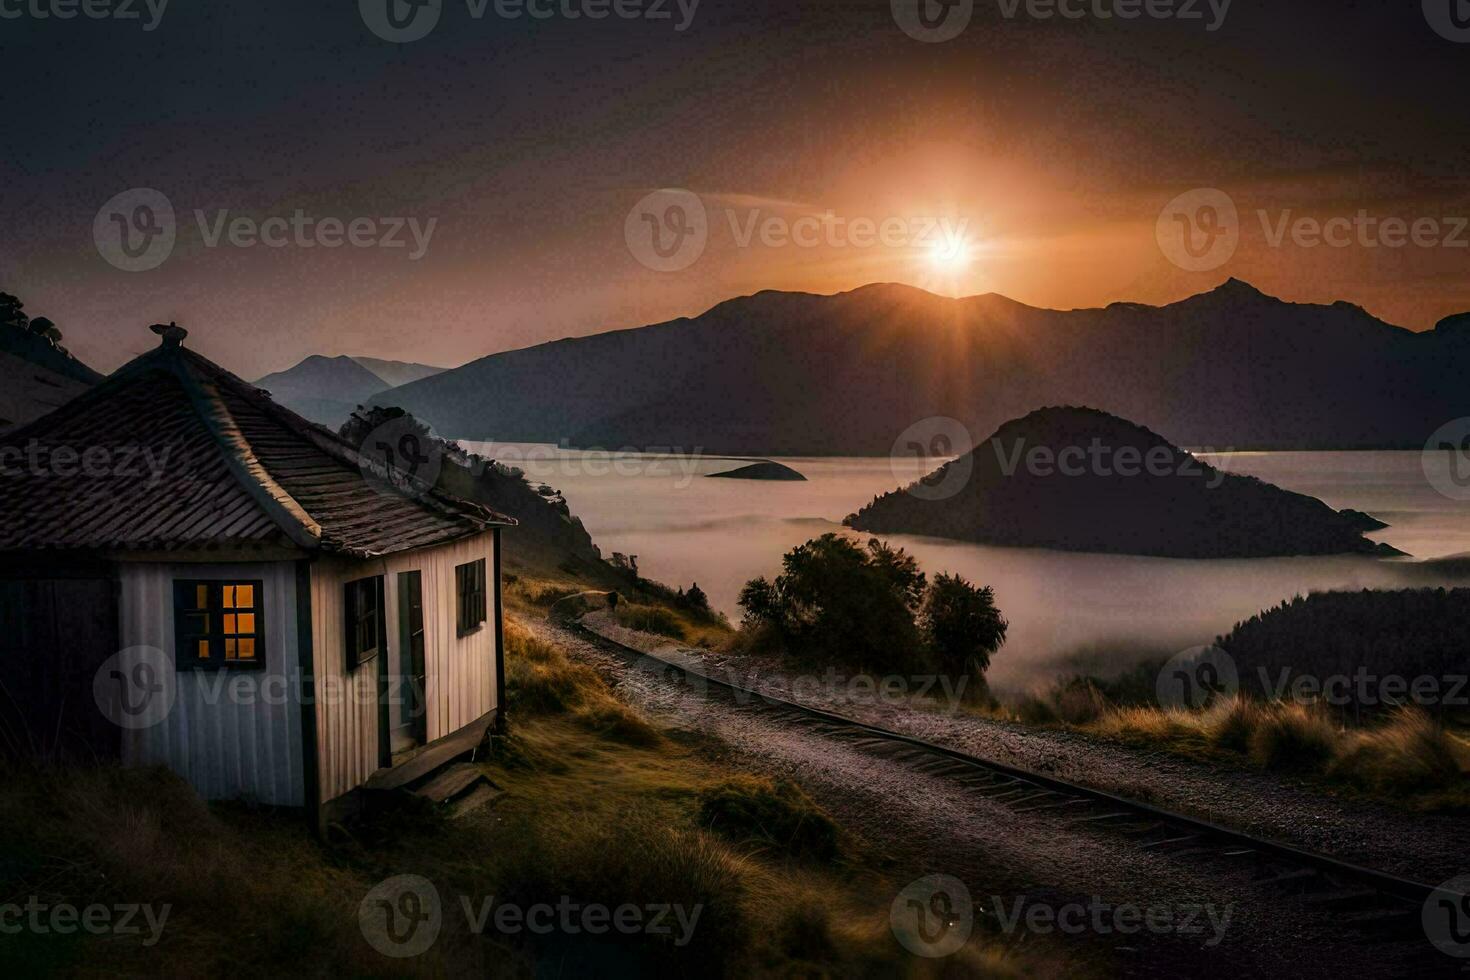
(927, 230, 973, 272)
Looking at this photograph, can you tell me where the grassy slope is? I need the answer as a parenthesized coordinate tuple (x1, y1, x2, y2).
(0, 615, 1049, 978)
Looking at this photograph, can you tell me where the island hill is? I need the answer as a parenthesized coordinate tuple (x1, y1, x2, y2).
(707, 460, 806, 481)
(845, 407, 1404, 560)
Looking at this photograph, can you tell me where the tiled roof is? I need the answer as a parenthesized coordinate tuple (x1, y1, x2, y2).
(0, 332, 512, 557)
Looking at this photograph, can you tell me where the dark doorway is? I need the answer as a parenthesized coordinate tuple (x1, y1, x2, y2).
(393, 570, 427, 751)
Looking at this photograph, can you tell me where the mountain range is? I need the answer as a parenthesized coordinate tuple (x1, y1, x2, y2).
(364, 280, 1470, 455)
(253, 355, 445, 428)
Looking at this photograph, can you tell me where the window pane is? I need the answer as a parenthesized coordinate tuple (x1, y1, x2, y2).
(223, 585, 235, 609)
(195, 584, 209, 609)
(224, 614, 237, 634)
(236, 584, 254, 609)
(225, 639, 236, 659)
(238, 638, 255, 659)
(198, 639, 210, 659)
(236, 613, 255, 635)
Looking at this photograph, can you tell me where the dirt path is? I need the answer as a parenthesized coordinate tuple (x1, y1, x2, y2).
(587, 614, 1469, 887)
(534, 615, 1455, 980)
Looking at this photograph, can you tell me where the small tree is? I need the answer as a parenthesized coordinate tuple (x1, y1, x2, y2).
(921, 573, 1008, 677)
(737, 534, 926, 668)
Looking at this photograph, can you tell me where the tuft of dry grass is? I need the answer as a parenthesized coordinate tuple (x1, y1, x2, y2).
(1247, 702, 1338, 772)
(504, 617, 662, 745)
(1327, 708, 1467, 794)
(614, 602, 690, 642)
(697, 775, 842, 861)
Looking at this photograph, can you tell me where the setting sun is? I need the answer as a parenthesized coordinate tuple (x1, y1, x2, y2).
(927, 229, 973, 272)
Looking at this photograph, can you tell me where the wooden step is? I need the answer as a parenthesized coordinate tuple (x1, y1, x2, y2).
(448, 782, 504, 820)
(411, 762, 488, 805)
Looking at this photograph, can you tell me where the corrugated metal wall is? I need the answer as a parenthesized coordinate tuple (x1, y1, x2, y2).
(311, 531, 498, 804)
(119, 561, 304, 805)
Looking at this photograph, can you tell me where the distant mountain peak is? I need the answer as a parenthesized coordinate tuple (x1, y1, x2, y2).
(1209, 277, 1275, 301)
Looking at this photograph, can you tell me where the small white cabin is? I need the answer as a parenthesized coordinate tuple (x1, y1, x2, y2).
(0, 325, 514, 827)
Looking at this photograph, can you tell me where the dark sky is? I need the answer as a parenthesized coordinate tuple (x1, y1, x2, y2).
(2, 0, 1467, 378)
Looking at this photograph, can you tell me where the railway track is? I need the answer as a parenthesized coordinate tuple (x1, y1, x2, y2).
(573, 620, 1462, 959)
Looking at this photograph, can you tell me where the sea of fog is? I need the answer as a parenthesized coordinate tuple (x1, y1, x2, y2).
(462, 444, 1470, 692)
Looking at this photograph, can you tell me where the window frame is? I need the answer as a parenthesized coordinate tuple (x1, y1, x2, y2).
(343, 575, 386, 670)
(456, 558, 487, 637)
(172, 579, 266, 670)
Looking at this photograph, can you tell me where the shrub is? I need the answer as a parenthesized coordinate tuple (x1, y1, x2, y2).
(489, 810, 752, 972)
(1248, 703, 1337, 772)
(921, 573, 1008, 676)
(615, 602, 689, 642)
(1052, 679, 1109, 725)
(697, 776, 842, 861)
(1203, 696, 1264, 753)
(1327, 708, 1466, 794)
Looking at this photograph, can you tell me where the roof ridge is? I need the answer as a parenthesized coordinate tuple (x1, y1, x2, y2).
(186, 352, 513, 527)
(167, 348, 324, 551)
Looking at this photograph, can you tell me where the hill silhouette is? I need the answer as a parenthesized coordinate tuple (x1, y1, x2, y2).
(255, 354, 445, 428)
(367, 280, 1470, 455)
(844, 407, 1402, 559)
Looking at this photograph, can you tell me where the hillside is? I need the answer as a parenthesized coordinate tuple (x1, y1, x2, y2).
(367, 279, 1470, 455)
(0, 307, 103, 434)
(844, 407, 1400, 559)
(254, 355, 445, 428)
